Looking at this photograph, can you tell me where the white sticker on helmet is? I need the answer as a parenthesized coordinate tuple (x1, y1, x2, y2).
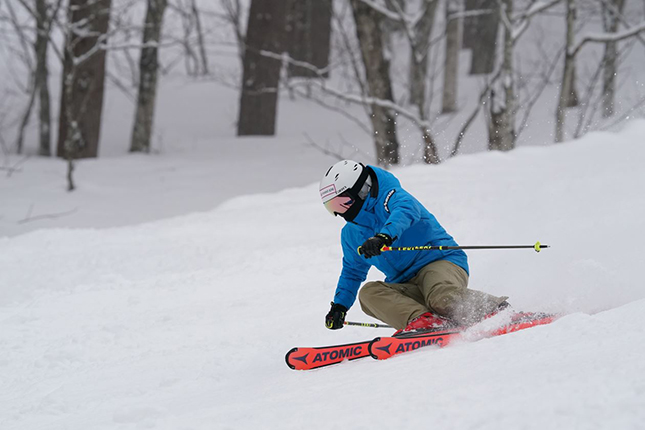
(320, 184, 337, 201)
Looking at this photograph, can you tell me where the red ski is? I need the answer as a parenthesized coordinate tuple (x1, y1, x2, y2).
(369, 329, 463, 360)
(286, 312, 559, 370)
(285, 340, 372, 370)
(369, 312, 558, 360)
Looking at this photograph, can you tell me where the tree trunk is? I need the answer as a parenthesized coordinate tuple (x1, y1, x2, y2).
(567, 62, 579, 107)
(287, 0, 332, 78)
(601, 0, 626, 117)
(15, 85, 36, 156)
(56, 0, 112, 159)
(488, 0, 515, 151)
(35, 0, 51, 156)
(555, 0, 576, 143)
(130, 0, 167, 153)
(350, 0, 399, 166)
(464, 0, 499, 75)
(488, 90, 512, 151)
(383, 0, 406, 35)
(422, 129, 440, 164)
(236, 0, 288, 136)
(406, 0, 439, 164)
(501, 0, 515, 150)
(409, 0, 438, 116)
(462, 0, 478, 49)
(191, 0, 209, 75)
(471, 0, 499, 75)
(442, 0, 461, 114)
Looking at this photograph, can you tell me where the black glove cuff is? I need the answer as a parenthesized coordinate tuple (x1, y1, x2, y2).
(375, 233, 393, 246)
(330, 302, 348, 312)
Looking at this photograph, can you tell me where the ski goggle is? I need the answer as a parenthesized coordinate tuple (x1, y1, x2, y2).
(323, 193, 355, 216)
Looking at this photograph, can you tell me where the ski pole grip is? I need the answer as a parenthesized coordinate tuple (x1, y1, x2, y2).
(357, 245, 391, 256)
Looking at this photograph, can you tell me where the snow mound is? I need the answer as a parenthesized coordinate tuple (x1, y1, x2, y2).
(1, 121, 644, 429)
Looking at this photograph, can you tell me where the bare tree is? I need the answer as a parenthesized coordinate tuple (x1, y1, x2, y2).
(350, 0, 400, 165)
(221, 0, 244, 61)
(360, 0, 437, 163)
(465, 0, 499, 75)
(284, 0, 565, 162)
(488, 0, 515, 151)
(5, 0, 36, 156)
(406, 0, 439, 117)
(236, 0, 288, 136)
(462, 0, 494, 48)
(56, 0, 113, 161)
(287, 0, 333, 79)
(555, 0, 645, 142)
(5, 0, 62, 156)
(556, 0, 645, 141)
(169, 0, 210, 76)
(34, 0, 55, 156)
(442, 0, 462, 114)
(130, 0, 168, 153)
(601, 0, 626, 117)
(479, 0, 566, 150)
(190, 0, 209, 75)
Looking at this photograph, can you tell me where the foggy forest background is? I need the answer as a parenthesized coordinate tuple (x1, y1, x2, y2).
(1, 0, 644, 192)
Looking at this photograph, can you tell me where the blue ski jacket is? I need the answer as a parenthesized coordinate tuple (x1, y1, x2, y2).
(333, 166, 469, 310)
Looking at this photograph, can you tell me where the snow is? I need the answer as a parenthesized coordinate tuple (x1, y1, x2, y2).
(2, 119, 645, 429)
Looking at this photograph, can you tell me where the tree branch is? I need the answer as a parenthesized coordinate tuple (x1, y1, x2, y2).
(570, 20, 645, 56)
(512, 0, 564, 42)
(18, 204, 78, 224)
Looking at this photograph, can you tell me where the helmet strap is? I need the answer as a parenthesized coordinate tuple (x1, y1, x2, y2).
(349, 164, 370, 197)
(340, 165, 375, 222)
(367, 166, 378, 198)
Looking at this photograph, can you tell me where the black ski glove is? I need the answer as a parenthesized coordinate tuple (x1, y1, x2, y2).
(325, 302, 348, 330)
(359, 233, 393, 258)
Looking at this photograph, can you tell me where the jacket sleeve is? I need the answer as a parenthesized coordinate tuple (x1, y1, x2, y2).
(333, 230, 371, 309)
(379, 188, 422, 241)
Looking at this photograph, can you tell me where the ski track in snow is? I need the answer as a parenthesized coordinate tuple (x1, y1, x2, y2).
(1, 121, 645, 429)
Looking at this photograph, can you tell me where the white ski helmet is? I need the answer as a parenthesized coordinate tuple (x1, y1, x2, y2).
(319, 160, 372, 220)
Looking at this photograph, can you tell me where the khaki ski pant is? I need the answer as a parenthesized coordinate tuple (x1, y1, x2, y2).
(358, 260, 508, 330)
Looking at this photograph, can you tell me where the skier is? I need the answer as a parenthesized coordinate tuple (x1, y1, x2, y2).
(320, 160, 509, 334)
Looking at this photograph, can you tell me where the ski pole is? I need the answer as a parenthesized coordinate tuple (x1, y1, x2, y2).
(344, 321, 393, 329)
(359, 241, 548, 255)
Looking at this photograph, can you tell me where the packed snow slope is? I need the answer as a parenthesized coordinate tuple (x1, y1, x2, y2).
(2, 121, 645, 430)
